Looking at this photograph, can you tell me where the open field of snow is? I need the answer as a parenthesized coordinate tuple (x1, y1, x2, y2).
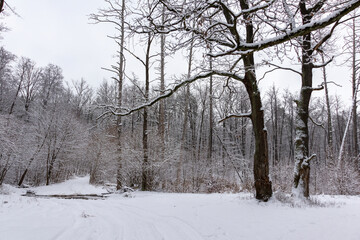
(1, 176, 360, 240)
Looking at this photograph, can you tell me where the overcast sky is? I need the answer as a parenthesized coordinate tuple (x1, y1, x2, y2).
(3, 0, 116, 88)
(1, 0, 354, 106)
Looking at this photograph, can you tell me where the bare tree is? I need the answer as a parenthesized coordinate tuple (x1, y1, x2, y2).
(343, 12, 360, 156)
(9, 57, 41, 114)
(142, 32, 154, 191)
(39, 64, 64, 108)
(90, 0, 126, 190)
(0, 47, 15, 112)
(158, 4, 166, 164)
(72, 78, 93, 117)
(20, 61, 42, 112)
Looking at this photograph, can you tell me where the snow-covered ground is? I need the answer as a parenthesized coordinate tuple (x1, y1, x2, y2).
(1, 177, 360, 240)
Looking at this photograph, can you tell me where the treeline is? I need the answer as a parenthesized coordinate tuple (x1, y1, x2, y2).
(0, 45, 359, 195)
(0, 48, 93, 186)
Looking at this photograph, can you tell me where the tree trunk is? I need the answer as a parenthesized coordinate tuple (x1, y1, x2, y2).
(46, 153, 56, 186)
(116, 0, 125, 190)
(142, 33, 152, 191)
(158, 5, 166, 163)
(351, 18, 358, 156)
(9, 76, 23, 115)
(322, 55, 333, 150)
(208, 54, 214, 162)
(239, 0, 272, 201)
(293, 10, 313, 198)
(243, 55, 272, 201)
(177, 37, 194, 190)
(18, 168, 28, 186)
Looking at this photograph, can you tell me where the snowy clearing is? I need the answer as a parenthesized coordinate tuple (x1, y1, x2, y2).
(1, 176, 360, 240)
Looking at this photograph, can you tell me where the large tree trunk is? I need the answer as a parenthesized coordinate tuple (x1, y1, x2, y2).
(293, 87, 312, 198)
(239, 0, 272, 201)
(293, 9, 314, 198)
(243, 55, 272, 201)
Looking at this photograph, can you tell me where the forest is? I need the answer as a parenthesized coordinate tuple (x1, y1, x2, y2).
(1, 0, 360, 204)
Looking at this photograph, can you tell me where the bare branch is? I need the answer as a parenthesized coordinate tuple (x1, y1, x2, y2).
(312, 21, 339, 54)
(327, 81, 342, 87)
(101, 67, 119, 75)
(235, 0, 360, 52)
(312, 57, 334, 68)
(99, 70, 244, 117)
(263, 61, 302, 76)
(218, 112, 252, 123)
(302, 154, 316, 167)
(309, 116, 325, 129)
(3, 1, 21, 17)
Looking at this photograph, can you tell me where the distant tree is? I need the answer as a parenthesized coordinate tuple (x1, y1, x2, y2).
(90, 0, 126, 190)
(0, 115, 23, 185)
(39, 64, 64, 108)
(0, 47, 15, 112)
(71, 78, 93, 118)
(343, 12, 360, 157)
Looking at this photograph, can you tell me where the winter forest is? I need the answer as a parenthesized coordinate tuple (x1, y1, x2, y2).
(0, 0, 360, 240)
(2, 0, 360, 200)
(1, 1, 360, 238)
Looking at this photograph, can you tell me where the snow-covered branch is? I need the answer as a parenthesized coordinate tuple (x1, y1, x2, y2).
(236, 0, 360, 52)
(99, 70, 244, 117)
(218, 112, 252, 123)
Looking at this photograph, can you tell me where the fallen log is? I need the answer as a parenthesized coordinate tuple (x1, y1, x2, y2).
(22, 192, 108, 200)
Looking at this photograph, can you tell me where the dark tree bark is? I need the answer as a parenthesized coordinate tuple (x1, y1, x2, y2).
(239, 0, 272, 201)
(243, 60, 272, 201)
(142, 33, 153, 191)
(0, 0, 4, 13)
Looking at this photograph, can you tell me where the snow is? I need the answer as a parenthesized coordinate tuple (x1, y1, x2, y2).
(1, 176, 360, 240)
(28, 176, 106, 195)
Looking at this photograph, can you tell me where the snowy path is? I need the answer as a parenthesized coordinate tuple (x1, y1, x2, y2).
(1, 177, 360, 240)
(0, 196, 204, 240)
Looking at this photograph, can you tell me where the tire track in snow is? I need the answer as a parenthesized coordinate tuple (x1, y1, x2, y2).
(38, 198, 204, 240)
(89, 199, 204, 240)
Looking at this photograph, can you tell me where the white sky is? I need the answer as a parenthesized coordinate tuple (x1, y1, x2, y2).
(1, 0, 354, 107)
(2, 0, 116, 88)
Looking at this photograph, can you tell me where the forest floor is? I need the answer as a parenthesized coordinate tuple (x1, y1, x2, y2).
(0, 176, 360, 240)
